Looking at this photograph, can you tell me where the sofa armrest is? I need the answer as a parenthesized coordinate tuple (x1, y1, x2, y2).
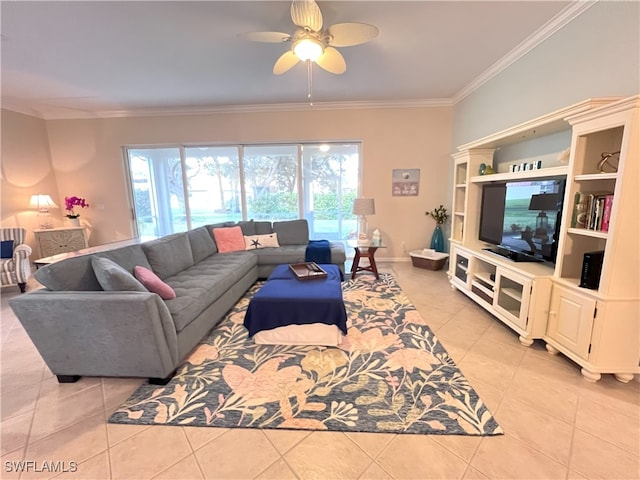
(9, 291, 179, 379)
(13, 244, 32, 283)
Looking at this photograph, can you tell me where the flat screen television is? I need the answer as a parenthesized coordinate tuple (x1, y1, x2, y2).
(478, 178, 566, 263)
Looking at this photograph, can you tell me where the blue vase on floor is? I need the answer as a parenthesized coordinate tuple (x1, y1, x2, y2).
(430, 225, 445, 253)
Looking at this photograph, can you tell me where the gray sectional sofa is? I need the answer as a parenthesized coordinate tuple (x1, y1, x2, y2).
(9, 219, 345, 384)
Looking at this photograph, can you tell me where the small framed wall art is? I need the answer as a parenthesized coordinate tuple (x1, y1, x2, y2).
(392, 169, 420, 196)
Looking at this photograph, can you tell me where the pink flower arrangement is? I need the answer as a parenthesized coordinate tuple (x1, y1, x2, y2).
(64, 196, 89, 218)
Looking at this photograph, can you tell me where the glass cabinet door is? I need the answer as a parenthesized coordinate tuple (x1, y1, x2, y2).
(494, 268, 531, 330)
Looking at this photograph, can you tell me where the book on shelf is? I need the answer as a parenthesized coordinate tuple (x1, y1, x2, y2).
(572, 191, 614, 232)
(588, 196, 602, 230)
(600, 194, 614, 232)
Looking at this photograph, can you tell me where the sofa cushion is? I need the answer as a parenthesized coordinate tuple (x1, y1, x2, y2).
(1, 240, 14, 259)
(92, 257, 148, 292)
(35, 244, 150, 291)
(97, 244, 153, 273)
(213, 226, 245, 253)
(254, 221, 273, 235)
(208, 222, 227, 230)
(237, 220, 256, 236)
(134, 265, 176, 300)
(163, 252, 257, 332)
(272, 220, 309, 245)
(244, 233, 280, 250)
(188, 227, 217, 262)
(252, 245, 307, 265)
(143, 233, 194, 280)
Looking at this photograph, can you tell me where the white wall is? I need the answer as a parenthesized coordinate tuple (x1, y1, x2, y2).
(1, 109, 60, 252)
(452, 1, 640, 148)
(3, 106, 452, 259)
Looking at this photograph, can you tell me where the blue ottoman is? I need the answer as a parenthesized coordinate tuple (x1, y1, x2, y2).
(243, 264, 347, 346)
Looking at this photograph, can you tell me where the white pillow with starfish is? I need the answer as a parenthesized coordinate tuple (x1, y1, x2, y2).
(244, 233, 280, 250)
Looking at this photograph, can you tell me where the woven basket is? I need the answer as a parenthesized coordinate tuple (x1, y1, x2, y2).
(409, 250, 449, 271)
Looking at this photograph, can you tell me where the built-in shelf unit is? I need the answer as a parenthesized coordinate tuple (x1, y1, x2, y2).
(448, 96, 639, 383)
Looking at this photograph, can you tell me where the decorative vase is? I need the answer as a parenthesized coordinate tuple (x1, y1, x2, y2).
(66, 217, 81, 227)
(430, 225, 445, 252)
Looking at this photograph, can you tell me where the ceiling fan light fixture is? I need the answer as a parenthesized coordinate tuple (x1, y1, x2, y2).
(293, 38, 323, 62)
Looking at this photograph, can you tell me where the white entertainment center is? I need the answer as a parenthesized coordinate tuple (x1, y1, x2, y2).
(448, 95, 639, 383)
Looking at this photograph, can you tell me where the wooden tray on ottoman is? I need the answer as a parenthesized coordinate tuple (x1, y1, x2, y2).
(289, 262, 328, 280)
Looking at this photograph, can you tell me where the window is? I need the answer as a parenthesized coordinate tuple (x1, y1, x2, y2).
(301, 144, 359, 240)
(243, 145, 299, 221)
(127, 148, 186, 238)
(183, 146, 242, 227)
(126, 143, 360, 241)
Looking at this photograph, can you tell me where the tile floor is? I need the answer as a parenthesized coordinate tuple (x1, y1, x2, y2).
(1, 262, 638, 479)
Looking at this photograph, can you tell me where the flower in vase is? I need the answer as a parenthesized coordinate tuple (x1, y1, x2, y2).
(64, 196, 89, 218)
(426, 205, 449, 225)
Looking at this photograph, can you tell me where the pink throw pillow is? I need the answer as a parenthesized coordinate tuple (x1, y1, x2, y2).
(213, 226, 246, 253)
(134, 266, 176, 300)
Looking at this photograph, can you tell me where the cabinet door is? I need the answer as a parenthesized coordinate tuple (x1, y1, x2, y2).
(546, 284, 595, 359)
(493, 267, 531, 330)
(451, 250, 470, 288)
(36, 229, 88, 257)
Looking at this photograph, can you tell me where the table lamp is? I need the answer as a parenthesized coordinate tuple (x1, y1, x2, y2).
(352, 198, 375, 245)
(30, 194, 59, 229)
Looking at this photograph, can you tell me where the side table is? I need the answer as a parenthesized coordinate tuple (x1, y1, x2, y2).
(349, 241, 386, 280)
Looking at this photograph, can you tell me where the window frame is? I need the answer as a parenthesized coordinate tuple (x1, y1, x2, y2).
(123, 141, 362, 240)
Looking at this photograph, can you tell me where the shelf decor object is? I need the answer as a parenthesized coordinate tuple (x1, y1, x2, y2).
(597, 150, 620, 173)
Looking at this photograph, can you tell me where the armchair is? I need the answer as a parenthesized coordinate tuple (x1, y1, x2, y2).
(1, 228, 32, 293)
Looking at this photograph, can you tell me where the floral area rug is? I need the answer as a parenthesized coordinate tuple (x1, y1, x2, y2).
(108, 273, 503, 436)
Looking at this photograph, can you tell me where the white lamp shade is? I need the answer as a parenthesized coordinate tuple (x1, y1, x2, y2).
(29, 194, 59, 209)
(352, 198, 375, 216)
(293, 38, 324, 62)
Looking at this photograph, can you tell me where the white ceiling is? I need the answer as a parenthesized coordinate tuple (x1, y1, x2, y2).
(1, 1, 583, 119)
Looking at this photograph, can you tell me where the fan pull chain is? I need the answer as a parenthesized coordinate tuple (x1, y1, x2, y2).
(307, 60, 313, 106)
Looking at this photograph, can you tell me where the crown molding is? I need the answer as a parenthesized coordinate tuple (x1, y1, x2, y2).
(93, 98, 453, 119)
(1, 98, 453, 120)
(0, 99, 46, 119)
(451, 1, 597, 105)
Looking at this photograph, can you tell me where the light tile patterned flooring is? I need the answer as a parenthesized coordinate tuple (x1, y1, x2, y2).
(1, 262, 638, 479)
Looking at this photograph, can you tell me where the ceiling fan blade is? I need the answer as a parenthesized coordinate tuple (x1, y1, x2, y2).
(273, 50, 300, 75)
(290, 0, 323, 32)
(327, 22, 379, 47)
(316, 46, 346, 75)
(243, 31, 292, 43)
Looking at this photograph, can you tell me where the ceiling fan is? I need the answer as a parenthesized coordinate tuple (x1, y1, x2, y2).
(245, 0, 379, 75)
